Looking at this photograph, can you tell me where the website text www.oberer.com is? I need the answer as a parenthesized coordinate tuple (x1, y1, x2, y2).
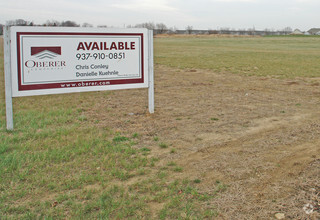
(60, 81, 110, 88)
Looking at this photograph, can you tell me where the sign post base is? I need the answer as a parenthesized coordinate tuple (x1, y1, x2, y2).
(4, 26, 14, 130)
(148, 30, 154, 114)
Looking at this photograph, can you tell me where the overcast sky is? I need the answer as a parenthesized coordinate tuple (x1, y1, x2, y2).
(1, 0, 319, 31)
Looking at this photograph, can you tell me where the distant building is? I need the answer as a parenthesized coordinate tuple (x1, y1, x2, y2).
(291, 29, 304, 35)
(316, 31, 320, 35)
(308, 28, 320, 35)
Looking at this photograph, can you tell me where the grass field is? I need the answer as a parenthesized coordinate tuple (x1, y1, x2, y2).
(0, 35, 319, 219)
(0, 37, 217, 219)
(155, 35, 320, 78)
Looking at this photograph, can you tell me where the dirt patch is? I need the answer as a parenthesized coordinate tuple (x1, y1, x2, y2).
(86, 65, 320, 219)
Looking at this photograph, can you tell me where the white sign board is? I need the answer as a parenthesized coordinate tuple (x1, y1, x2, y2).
(3, 26, 154, 130)
(9, 26, 150, 97)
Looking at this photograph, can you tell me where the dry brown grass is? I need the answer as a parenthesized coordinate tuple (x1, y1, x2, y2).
(86, 65, 320, 219)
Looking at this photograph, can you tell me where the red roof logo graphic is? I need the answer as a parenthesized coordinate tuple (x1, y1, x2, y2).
(31, 47, 61, 59)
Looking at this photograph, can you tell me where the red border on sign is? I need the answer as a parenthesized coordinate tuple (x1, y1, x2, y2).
(16, 32, 144, 91)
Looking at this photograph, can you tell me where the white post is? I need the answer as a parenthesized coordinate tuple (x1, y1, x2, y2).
(148, 30, 154, 114)
(4, 26, 14, 130)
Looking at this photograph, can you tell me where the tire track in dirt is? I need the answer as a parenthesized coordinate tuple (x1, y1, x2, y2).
(178, 111, 320, 219)
(179, 112, 318, 168)
(87, 65, 320, 219)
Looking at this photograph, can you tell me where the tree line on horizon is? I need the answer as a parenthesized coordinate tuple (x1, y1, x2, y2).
(0, 19, 294, 36)
(0, 19, 171, 35)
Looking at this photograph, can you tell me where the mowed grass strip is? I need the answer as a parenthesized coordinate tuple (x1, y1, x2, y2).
(155, 35, 320, 78)
(0, 37, 217, 219)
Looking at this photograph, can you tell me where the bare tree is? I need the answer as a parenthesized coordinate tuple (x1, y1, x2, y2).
(6, 19, 33, 26)
(220, 27, 231, 34)
(44, 20, 60, 26)
(238, 28, 246, 35)
(247, 27, 256, 36)
(82, 23, 93, 28)
(282, 27, 292, 34)
(61, 20, 79, 27)
(167, 26, 178, 34)
(208, 29, 218, 35)
(156, 23, 168, 34)
(135, 22, 155, 30)
(186, 25, 193, 34)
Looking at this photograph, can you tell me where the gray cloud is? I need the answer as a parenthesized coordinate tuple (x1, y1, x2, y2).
(0, 0, 319, 30)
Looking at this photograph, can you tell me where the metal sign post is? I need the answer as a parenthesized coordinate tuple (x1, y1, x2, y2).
(4, 26, 14, 130)
(148, 30, 154, 114)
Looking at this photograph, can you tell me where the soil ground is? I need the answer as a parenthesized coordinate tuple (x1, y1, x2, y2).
(88, 65, 320, 219)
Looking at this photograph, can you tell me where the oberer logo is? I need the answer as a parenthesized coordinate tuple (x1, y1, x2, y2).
(25, 46, 66, 69)
(31, 46, 61, 59)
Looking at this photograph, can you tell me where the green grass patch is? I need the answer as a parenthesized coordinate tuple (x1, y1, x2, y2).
(112, 135, 129, 143)
(0, 111, 217, 219)
(173, 166, 183, 173)
(0, 36, 236, 218)
(0, 86, 218, 219)
(167, 161, 177, 167)
(170, 148, 176, 154)
(155, 36, 320, 78)
(159, 142, 168, 149)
